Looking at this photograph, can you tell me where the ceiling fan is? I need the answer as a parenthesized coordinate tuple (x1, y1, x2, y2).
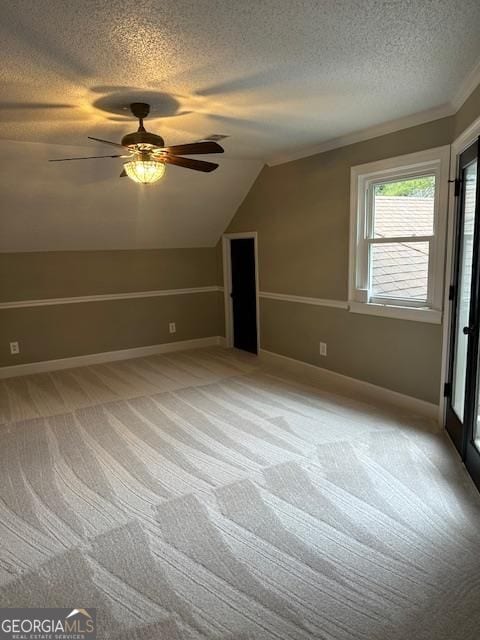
(49, 102, 224, 184)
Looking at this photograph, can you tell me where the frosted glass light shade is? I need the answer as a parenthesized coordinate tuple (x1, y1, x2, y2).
(124, 160, 166, 184)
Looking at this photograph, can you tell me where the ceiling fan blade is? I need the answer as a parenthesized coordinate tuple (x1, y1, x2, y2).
(49, 154, 124, 162)
(120, 169, 127, 177)
(158, 141, 224, 156)
(88, 136, 126, 149)
(162, 155, 219, 172)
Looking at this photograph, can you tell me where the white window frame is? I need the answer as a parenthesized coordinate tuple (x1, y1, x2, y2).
(349, 146, 450, 324)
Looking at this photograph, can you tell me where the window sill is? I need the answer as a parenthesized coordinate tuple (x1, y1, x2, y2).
(348, 301, 442, 324)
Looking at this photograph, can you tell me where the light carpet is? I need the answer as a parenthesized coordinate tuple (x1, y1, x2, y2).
(0, 347, 479, 639)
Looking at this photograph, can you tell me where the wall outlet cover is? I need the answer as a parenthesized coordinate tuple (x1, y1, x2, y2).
(10, 341, 20, 355)
(319, 342, 327, 357)
(169, 322, 176, 334)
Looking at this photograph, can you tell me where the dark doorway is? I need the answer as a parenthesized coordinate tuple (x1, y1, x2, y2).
(445, 137, 480, 491)
(230, 238, 258, 354)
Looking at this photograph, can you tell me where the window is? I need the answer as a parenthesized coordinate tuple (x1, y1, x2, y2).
(349, 147, 450, 323)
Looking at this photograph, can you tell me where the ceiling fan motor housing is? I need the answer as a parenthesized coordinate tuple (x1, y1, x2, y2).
(122, 102, 165, 148)
(121, 130, 165, 148)
(130, 102, 150, 120)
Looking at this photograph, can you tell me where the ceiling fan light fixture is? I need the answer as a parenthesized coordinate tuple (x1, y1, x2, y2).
(124, 159, 166, 184)
(49, 103, 224, 178)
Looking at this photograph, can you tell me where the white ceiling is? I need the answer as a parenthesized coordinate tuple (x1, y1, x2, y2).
(1, 0, 480, 251)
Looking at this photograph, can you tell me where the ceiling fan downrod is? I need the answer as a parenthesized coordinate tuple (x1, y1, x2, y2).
(130, 102, 150, 132)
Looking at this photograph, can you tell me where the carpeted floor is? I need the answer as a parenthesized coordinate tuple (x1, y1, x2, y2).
(1, 347, 480, 639)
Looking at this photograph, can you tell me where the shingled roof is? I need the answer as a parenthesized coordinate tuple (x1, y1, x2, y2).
(371, 196, 433, 301)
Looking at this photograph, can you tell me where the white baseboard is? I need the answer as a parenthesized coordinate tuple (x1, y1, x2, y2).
(259, 348, 438, 421)
(0, 336, 225, 379)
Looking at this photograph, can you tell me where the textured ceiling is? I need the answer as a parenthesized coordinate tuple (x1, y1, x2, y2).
(1, 0, 480, 250)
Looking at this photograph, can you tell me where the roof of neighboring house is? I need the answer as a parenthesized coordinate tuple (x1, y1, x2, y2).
(374, 196, 434, 238)
(371, 196, 433, 301)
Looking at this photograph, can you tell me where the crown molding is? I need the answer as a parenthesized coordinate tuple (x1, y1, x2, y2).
(267, 103, 454, 167)
(267, 51, 480, 167)
(451, 54, 480, 111)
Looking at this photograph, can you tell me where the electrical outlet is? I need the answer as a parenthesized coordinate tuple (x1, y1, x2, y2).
(319, 342, 327, 357)
(10, 341, 20, 355)
(169, 322, 176, 334)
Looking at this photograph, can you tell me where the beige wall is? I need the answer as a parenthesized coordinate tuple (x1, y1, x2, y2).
(0, 249, 223, 367)
(260, 300, 443, 402)
(226, 116, 459, 405)
(0, 249, 218, 301)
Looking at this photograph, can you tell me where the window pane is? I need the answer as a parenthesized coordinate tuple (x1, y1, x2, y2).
(452, 160, 477, 422)
(370, 241, 429, 301)
(373, 176, 435, 238)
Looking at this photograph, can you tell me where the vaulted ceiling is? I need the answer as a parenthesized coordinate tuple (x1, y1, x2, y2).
(2, 0, 480, 251)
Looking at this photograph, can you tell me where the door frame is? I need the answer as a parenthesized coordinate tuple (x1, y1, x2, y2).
(222, 232, 260, 353)
(444, 141, 479, 455)
(440, 115, 480, 427)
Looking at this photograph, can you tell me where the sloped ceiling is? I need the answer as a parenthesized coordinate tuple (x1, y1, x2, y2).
(1, 0, 480, 251)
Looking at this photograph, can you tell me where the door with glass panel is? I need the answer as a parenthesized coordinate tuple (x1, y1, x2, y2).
(446, 138, 480, 490)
